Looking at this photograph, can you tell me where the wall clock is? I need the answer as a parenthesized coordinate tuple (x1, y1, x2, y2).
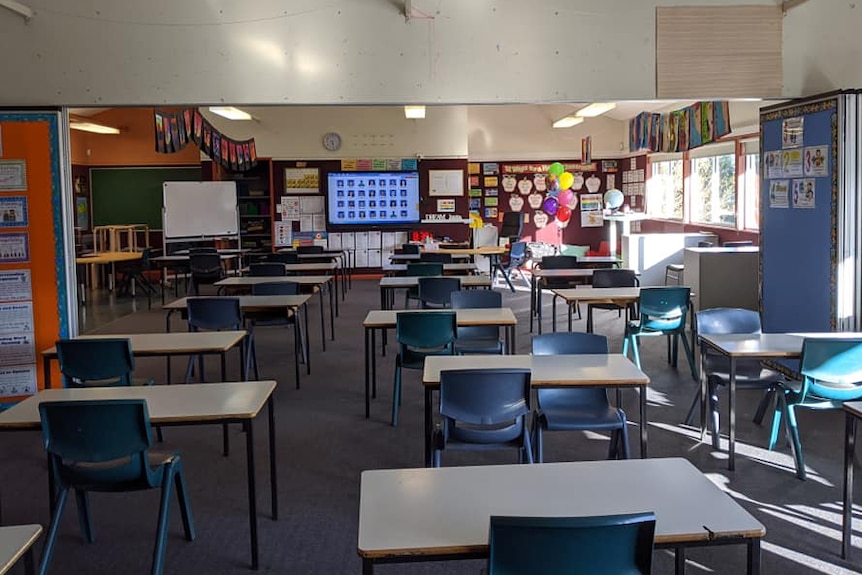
(322, 132, 342, 152)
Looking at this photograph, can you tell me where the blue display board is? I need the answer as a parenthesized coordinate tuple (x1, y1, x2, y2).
(760, 98, 838, 332)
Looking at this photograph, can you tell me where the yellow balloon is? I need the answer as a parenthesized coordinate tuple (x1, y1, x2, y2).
(559, 172, 574, 190)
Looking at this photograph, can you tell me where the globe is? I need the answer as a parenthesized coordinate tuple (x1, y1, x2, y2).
(604, 188, 624, 210)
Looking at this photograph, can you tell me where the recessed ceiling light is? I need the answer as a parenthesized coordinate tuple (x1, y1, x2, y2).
(208, 106, 253, 120)
(552, 116, 584, 129)
(404, 105, 426, 119)
(576, 103, 617, 118)
(69, 121, 120, 135)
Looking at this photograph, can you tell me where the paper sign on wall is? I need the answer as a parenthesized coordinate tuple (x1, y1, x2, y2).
(437, 199, 456, 213)
(429, 170, 464, 196)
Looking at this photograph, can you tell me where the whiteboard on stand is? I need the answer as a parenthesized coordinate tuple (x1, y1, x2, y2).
(163, 181, 238, 238)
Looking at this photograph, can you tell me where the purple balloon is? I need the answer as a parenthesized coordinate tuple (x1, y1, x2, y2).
(542, 196, 559, 216)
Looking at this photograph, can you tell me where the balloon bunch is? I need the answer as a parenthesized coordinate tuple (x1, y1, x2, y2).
(542, 162, 579, 228)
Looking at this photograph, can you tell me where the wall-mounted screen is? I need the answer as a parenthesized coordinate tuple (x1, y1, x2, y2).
(326, 171, 420, 227)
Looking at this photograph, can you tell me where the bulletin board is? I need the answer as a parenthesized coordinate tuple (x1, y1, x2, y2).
(759, 96, 838, 332)
(0, 113, 71, 397)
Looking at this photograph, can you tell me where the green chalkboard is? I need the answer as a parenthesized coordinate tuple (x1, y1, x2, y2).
(91, 167, 202, 229)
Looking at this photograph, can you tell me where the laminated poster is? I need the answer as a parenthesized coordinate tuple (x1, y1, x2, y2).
(782, 117, 804, 149)
(437, 199, 456, 213)
(0, 233, 28, 263)
(769, 180, 789, 208)
(764, 151, 783, 179)
(781, 149, 803, 178)
(0, 333, 35, 366)
(792, 179, 815, 208)
(0, 160, 27, 191)
(0, 302, 33, 334)
(0, 365, 36, 397)
(284, 168, 319, 194)
(803, 146, 828, 177)
(0, 196, 27, 227)
(0, 270, 31, 301)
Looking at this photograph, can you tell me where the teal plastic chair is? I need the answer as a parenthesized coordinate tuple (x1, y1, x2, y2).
(392, 312, 457, 427)
(404, 262, 444, 308)
(37, 399, 195, 575)
(432, 368, 533, 467)
(768, 337, 862, 480)
(488, 512, 655, 575)
(417, 276, 460, 309)
(622, 287, 697, 381)
(55, 338, 139, 388)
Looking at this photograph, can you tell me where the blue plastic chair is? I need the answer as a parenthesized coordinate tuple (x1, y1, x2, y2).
(420, 252, 453, 264)
(684, 308, 782, 449)
(488, 512, 656, 575)
(249, 263, 286, 277)
(622, 287, 697, 381)
(403, 263, 444, 308)
(249, 281, 307, 385)
(537, 255, 583, 322)
(268, 252, 299, 264)
(55, 338, 138, 388)
(450, 290, 504, 354)
(587, 269, 639, 333)
(417, 276, 460, 309)
(432, 368, 533, 467)
(768, 337, 862, 480)
(37, 399, 195, 575)
(531, 333, 629, 462)
(392, 312, 457, 427)
(401, 243, 420, 255)
(188, 253, 225, 295)
(296, 245, 324, 254)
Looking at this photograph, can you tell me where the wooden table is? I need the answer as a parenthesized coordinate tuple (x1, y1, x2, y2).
(0, 525, 41, 575)
(529, 268, 596, 333)
(843, 400, 862, 559)
(76, 251, 142, 292)
(697, 333, 805, 472)
(362, 308, 518, 419)
(216, 275, 336, 346)
(552, 286, 641, 333)
(423, 354, 649, 466)
(358, 458, 765, 575)
(165, 295, 311, 390)
(378, 274, 492, 310)
(0, 381, 277, 570)
(41, 330, 248, 389)
(279, 262, 345, 302)
(386, 263, 478, 275)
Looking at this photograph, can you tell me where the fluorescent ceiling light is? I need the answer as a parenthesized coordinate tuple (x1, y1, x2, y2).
(404, 105, 426, 119)
(208, 106, 253, 120)
(552, 116, 584, 129)
(69, 121, 120, 135)
(0, 0, 34, 20)
(576, 103, 617, 118)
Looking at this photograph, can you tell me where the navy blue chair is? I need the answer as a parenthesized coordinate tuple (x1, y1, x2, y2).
(55, 338, 139, 388)
(403, 263, 444, 308)
(684, 308, 782, 449)
(268, 252, 299, 264)
(450, 290, 504, 354)
(622, 287, 697, 381)
(531, 333, 629, 462)
(392, 312, 457, 427)
(537, 255, 583, 322)
(296, 245, 324, 254)
(432, 368, 533, 467)
(249, 281, 307, 385)
(420, 252, 453, 264)
(417, 276, 460, 309)
(587, 269, 639, 333)
(401, 243, 420, 255)
(499, 241, 530, 292)
(768, 337, 862, 480)
(37, 399, 195, 575)
(249, 263, 286, 277)
(488, 512, 656, 575)
(188, 253, 225, 295)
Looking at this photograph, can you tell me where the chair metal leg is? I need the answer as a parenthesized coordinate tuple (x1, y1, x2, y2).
(753, 387, 777, 426)
(391, 358, 402, 427)
(535, 422, 545, 464)
(151, 467, 175, 575)
(74, 489, 94, 543)
(619, 423, 631, 459)
(38, 486, 69, 575)
(708, 382, 721, 450)
(173, 465, 196, 541)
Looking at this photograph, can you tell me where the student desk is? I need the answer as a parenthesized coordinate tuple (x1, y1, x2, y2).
(0, 381, 277, 570)
(278, 262, 344, 302)
(423, 353, 649, 466)
(216, 275, 336, 346)
(361, 308, 518, 419)
(529, 268, 597, 333)
(41, 331, 248, 389)
(358, 458, 764, 575)
(377, 275, 491, 310)
(0, 525, 41, 575)
(552, 286, 642, 333)
(389, 253, 472, 263)
(76, 251, 142, 292)
(152, 253, 240, 296)
(277, 248, 353, 291)
(385, 262, 478, 275)
(164, 295, 311, 390)
(844, 401, 862, 559)
(426, 246, 508, 277)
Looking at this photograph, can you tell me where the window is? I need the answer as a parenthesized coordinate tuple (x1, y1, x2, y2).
(646, 160, 683, 219)
(741, 153, 760, 230)
(690, 154, 736, 226)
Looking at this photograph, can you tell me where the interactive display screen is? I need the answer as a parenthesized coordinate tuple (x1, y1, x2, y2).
(326, 171, 420, 226)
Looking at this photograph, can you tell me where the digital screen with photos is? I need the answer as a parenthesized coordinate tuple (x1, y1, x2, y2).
(326, 171, 421, 226)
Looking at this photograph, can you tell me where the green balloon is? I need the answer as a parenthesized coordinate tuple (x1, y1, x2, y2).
(548, 162, 565, 176)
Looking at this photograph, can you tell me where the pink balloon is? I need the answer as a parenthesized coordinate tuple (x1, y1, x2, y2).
(558, 190, 574, 207)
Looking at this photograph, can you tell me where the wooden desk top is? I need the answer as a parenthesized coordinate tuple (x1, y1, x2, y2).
(0, 381, 277, 429)
(363, 308, 517, 329)
(0, 525, 42, 575)
(423, 354, 649, 387)
(379, 275, 491, 288)
(164, 294, 311, 311)
(387, 263, 478, 273)
(76, 251, 142, 264)
(358, 457, 765, 558)
(215, 275, 333, 287)
(41, 331, 247, 359)
(553, 286, 642, 303)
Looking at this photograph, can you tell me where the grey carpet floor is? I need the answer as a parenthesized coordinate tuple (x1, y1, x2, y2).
(2, 279, 861, 574)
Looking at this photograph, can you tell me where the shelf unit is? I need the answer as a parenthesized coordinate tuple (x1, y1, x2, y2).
(211, 159, 274, 252)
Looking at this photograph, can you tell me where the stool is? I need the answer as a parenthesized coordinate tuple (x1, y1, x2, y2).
(665, 264, 684, 285)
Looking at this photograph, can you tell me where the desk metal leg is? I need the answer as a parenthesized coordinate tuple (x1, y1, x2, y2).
(362, 558, 374, 575)
(844, 413, 856, 559)
(728, 357, 737, 471)
(329, 280, 336, 340)
(244, 419, 260, 570)
(318, 288, 326, 351)
(364, 327, 371, 418)
(640, 384, 648, 458)
(43, 356, 52, 389)
(674, 547, 685, 575)
(23, 546, 35, 575)
(425, 387, 433, 467)
(293, 315, 301, 390)
(747, 538, 761, 575)
(304, 304, 311, 375)
(267, 395, 278, 520)
(371, 329, 377, 399)
(537, 281, 544, 335)
(530, 276, 536, 333)
(699, 345, 708, 444)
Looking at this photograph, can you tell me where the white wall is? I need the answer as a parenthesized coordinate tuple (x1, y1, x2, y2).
(201, 105, 468, 159)
(783, 1, 862, 96)
(0, 0, 781, 106)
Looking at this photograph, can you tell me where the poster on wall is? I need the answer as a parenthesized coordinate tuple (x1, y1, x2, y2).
(437, 199, 456, 213)
(0, 196, 27, 227)
(579, 193, 604, 228)
(0, 160, 27, 191)
(0, 233, 29, 263)
(0, 365, 36, 397)
(0, 333, 35, 366)
(781, 149, 803, 177)
(284, 168, 320, 194)
(274, 221, 292, 247)
(76, 197, 88, 229)
(782, 117, 804, 148)
(0, 270, 31, 302)
(429, 170, 464, 196)
(792, 179, 816, 208)
(764, 151, 783, 179)
(803, 146, 828, 177)
(768, 180, 789, 208)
